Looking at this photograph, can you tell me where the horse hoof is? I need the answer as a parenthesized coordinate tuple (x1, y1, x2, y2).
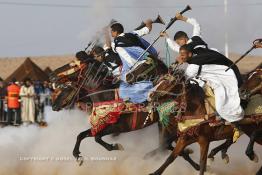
(185, 148, 194, 154)
(144, 150, 157, 160)
(77, 156, 84, 166)
(253, 153, 259, 163)
(73, 150, 81, 159)
(208, 157, 214, 162)
(114, 143, 124, 151)
(207, 158, 213, 166)
(222, 154, 229, 164)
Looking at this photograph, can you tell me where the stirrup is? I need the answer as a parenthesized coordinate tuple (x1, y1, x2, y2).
(233, 128, 241, 143)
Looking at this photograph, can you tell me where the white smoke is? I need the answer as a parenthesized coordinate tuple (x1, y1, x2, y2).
(0, 107, 261, 175)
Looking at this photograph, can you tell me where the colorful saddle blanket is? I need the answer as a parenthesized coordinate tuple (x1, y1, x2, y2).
(177, 94, 262, 136)
(156, 94, 262, 135)
(89, 100, 149, 136)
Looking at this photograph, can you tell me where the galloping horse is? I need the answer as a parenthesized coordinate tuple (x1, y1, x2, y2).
(50, 58, 200, 170)
(148, 70, 262, 175)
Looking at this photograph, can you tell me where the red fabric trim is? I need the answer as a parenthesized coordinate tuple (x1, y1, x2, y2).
(93, 99, 124, 107)
(132, 108, 138, 130)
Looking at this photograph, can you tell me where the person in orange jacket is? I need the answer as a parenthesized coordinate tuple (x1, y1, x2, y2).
(6, 78, 21, 125)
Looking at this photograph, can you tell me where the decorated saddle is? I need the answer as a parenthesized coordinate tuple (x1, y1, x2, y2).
(89, 99, 149, 136)
(157, 85, 262, 136)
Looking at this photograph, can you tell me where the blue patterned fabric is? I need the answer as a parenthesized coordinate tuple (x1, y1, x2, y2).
(119, 81, 153, 103)
(116, 34, 157, 103)
(138, 37, 158, 56)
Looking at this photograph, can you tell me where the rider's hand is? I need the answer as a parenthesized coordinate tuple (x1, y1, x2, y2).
(144, 19, 153, 31)
(145, 19, 153, 24)
(160, 31, 168, 38)
(255, 43, 262, 48)
(175, 13, 187, 22)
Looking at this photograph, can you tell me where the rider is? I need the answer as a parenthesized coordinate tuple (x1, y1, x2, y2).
(92, 46, 122, 77)
(160, 13, 243, 87)
(177, 45, 244, 142)
(105, 20, 157, 103)
(160, 13, 217, 54)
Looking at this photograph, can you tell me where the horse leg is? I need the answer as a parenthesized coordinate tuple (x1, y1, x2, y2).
(94, 134, 124, 151)
(180, 149, 200, 171)
(145, 128, 200, 171)
(199, 136, 210, 175)
(256, 165, 262, 175)
(94, 124, 125, 151)
(72, 129, 92, 165)
(149, 137, 189, 175)
(144, 124, 173, 159)
(208, 138, 233, 164)
(245, 129, 262, 162)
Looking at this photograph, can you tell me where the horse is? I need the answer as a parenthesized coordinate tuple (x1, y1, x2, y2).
(50, 59, 94, 111)
(208, 68, 262, 164)
(147, 70, 262, 175)
(50, 58, 200, 170)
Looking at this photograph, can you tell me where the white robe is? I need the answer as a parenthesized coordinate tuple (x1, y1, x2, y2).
(20, 85, 35, 123)
(185, 64, 244, 122)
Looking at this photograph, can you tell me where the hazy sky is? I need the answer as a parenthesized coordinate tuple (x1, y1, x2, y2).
(0, 0, 261, 57)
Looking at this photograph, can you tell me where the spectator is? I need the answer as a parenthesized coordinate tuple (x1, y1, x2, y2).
(34, 80, 43, 96)
(6, 78, 21, 125)
(20, 78, 36, 124)
(42, 81, 52, 106)
(0, 78, 7, 122)
(37, 81, 51, 123)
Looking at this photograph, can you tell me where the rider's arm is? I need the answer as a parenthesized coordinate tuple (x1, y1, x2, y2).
(176, 13, 201, 37)
(160, 32, 180, 53)
(186, 18, 201, 37)
(133, 19, 153, 37)
(166, 37, 180, 53)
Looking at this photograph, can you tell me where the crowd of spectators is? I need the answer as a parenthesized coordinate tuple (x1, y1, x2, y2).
(0, 77, 53, 127)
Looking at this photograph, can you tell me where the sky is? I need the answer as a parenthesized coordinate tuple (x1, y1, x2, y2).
(0, 0, 261, 57)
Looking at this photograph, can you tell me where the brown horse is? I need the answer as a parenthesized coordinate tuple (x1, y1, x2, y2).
(208, 68, 262, 164)
(148, 72, 262, 175)
(51, 60, 200, 170)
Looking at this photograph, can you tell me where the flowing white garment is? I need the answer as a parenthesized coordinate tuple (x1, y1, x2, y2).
(185, 64, 244, 122)
(19, 85, 35, 123)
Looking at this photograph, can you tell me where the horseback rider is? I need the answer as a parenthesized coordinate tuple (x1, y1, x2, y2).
(104, 20, 157, 103)
(175, 45, 244, 142)
(159, 13, 218, 53)
(92, 46, 122, 77)
(160, 12, 243, 88)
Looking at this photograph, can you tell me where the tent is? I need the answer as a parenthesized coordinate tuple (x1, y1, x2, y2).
(5, 57, 49, 82)
(44, 67, 52, 76)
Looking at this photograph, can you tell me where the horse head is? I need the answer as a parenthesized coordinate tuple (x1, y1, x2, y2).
(51, 59, 115, 111)
(125, 57, 168, 84)
(148, 72, 185, 102)
(49, 60, 87, 84)
(240, 68, 262, 99)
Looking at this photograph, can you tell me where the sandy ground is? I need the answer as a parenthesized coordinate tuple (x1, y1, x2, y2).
(0, 107, 261, 175)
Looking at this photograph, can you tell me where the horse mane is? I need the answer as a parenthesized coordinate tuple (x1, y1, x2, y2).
(185, 80, 205, 114)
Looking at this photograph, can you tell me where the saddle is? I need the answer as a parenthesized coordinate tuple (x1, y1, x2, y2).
(125, 56, 157, 84)
(177, 93, 262, 134)
(89, 98, 151, 136)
